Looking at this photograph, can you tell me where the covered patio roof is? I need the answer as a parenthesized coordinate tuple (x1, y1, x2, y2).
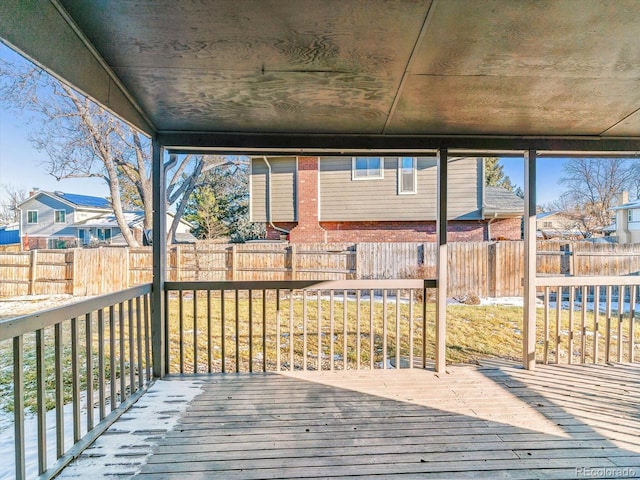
(1, 0, 640, 153)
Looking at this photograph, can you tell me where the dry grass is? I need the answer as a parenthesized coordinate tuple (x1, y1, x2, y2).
(1, 290, 637, 413)
(0, 302, 148, 413)
(165, 290, 640, 373)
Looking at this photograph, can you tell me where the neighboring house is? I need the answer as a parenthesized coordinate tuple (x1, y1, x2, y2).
(250, 156, 523, 243)
(17, 191, 195, 249)
(537, 210, 615, 240)
(18, 191, 112, 249)
(536, 211, 594, 239)
(536, 211, 578, 239)
(76, 211, 196, 246)
(610, 192, 640, 244)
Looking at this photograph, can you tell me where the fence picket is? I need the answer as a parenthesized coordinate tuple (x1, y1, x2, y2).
(1, 241, 639, 299)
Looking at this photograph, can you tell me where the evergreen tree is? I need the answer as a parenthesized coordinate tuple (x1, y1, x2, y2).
(184, 160, 264, 242)
(484, 157, 514, 190)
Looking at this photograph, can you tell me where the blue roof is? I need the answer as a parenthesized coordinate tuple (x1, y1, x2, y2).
(53, 192, 111, 209)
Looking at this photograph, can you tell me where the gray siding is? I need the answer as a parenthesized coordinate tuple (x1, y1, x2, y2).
(21, 194, 77, 238)
(447, 157, 483, 220)
(319, 157, 481, 221)
(250, 157, 297, 222)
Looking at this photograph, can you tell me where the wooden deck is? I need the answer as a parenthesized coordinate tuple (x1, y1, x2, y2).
(76, 362, 640, 479)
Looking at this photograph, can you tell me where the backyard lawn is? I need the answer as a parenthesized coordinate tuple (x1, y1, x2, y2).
(1, 292, 638, 414)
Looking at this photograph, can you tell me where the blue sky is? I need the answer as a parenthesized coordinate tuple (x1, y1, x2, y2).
(0, 43, 566, 209)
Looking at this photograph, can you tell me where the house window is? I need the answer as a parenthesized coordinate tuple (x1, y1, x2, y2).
(54, 210, 66, 223)
(629, 210, 634, 223)
(352, 157, 383, 180)
(27, 210, 38, 224)
(97, 228, 112, 242)
(543, 221, 553, 228)
(398, 157, 416, 194)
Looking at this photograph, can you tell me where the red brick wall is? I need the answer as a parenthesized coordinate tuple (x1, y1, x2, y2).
(266, 223, 297, 240)
(321, 221, 492, 242)
(24, 236, 77, 249)
(288, 156, 326, 243)
(267, 219, 522, 242)
(487, 218, 522, 241)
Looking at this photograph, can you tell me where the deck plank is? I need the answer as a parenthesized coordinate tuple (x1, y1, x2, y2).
(63, 363, 640, 479)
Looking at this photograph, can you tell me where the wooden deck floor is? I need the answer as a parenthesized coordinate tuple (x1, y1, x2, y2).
(82, 362, 640, 479)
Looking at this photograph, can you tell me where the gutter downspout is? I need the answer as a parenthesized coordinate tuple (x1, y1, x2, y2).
(262, 157, 290, 237)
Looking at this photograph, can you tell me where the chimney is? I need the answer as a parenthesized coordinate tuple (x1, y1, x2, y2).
(617, 191, 629, 206)
(30, 187, 40, 197)
(288, 156, 326, 243)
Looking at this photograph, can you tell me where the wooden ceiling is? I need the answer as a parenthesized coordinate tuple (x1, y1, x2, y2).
(2, 0, 639, 152)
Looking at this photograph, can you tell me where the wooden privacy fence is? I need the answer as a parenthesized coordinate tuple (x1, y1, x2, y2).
(0, 241, 639, 298)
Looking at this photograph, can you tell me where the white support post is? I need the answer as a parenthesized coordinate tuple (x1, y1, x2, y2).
(435, 147, 448, 373)
(523, 149, 537, 370)
(152, 140, 166, 378)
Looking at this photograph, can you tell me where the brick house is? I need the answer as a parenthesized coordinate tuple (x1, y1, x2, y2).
(250, 156, 523, 243)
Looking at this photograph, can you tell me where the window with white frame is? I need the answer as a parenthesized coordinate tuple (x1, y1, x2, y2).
(352, 157, 383, 180)
(629, 209, 634, 223)
(398, 157, 416, 194)
(27, 210, 38, 224)
(54, 210, 66, 223)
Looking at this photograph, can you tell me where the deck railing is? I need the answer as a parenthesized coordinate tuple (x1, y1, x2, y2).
(163, 280, 437, 374)
(3, 275, 637, 479)
(536, 276, 639, 365)
(0, 284, 153, 480)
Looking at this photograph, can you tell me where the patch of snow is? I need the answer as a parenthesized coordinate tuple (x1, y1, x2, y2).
(0, 295, 88, 320)
(0, 379, 201, 480)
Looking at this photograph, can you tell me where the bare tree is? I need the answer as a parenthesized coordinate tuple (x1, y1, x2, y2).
(549, 194, 592, 238)
(558, 158, 637, 237)
(0, 53, 209, 245)
(0, 185, 28, 224)
(184, 157, 265, 242)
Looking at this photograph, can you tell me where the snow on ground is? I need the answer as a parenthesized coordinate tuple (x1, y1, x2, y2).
(0, 294, 89, 320)
(0, 379, 202, 480)
(1, 292, 637, 478)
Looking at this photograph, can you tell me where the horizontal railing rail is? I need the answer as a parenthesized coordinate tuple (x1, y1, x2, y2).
(164, 279, 437, 375)
(536, 276, 639, 365)
(0, 284, 153, 480)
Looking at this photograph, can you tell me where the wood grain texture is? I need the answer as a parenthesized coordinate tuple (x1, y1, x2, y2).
(118, 68, 396, 132)
(127, 363, 640, 479)
(10, 0, 640, 142)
